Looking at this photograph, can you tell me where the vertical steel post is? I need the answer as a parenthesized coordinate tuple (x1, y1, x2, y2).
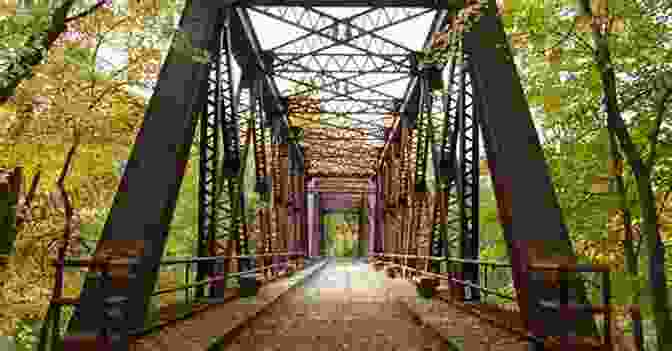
(441, 53, 461, 267)
(185, 262, 190, 304)
(198, 7, 224, 299)
(320, 208, 326, 256)
(457, 53, 480, 302)
(315, 192, 321, 256)
(221, 6, 240, 179)
(217, 7, 243, 295)
(483, 265, 488, 302)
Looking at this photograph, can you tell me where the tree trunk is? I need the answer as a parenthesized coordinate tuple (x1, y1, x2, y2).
(0, 168, 21, 263)
(609, 130, 644, 349)
(635, 170, 671, 350)
(582, 0, 672, 346)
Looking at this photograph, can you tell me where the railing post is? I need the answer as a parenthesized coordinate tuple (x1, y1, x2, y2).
(631, 306, 643, 351)
(209, 256, 227, 300)
(103, 294, 129, 351)
(483, 265, 489, 302)
(239, 256, 257, 297)
(51, 303, 62, 351)
(101, 259, 133, 351)
(51, 258, 65, 349)
(98, 261, 113, 350)
(559, 269, 569, 349)
(185, 262, 190, 305)
(37, 305, 53, 351)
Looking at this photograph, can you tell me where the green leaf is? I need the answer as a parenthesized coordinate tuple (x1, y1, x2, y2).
(528, 95, 544, 107)
(590, 67, 602, 88)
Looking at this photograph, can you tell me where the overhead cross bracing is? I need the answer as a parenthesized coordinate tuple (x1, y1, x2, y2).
(235, 0, 461, 7)
(244, 4, 447, 177)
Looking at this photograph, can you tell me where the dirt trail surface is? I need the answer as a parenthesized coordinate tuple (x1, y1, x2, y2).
(132, 258, 530, 351)
(130, 258, 328, 351)
(395, 284, 528, 351)
(222, 258, 455, 351)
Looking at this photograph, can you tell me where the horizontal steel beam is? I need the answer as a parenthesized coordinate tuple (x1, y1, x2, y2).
(317, 98, 395, 102)
(311, 184, 371, 188)
(312, 189, 375, 192)
(240, 0, 463, 8)
(305, 150, 380, 156)
(275, 53, 408, 58)
(308, 172, 374, 177)
(317, 110, 392, 115)
(277, 70, 407, 74)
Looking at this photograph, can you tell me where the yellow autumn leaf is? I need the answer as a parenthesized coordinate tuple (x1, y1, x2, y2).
(510, 32, 529, 49)
(591, 0, 609, 17)
(0, 2, 152, 334)
(497, 0, 514, 15)
(0, 103, 17, 133)
(576, 15, 593, 32)
(543, 95, 562, 113)
(609, 16, 625, 33)
(544, 47, 562, 65)
(591, 175, 610, 193)
(0, 0, 16, 16)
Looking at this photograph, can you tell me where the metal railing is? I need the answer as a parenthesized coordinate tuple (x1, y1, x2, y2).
(37, 256, 137, 351)
(369, 253, 644, 351)
(37, 251, 307, 351)
(528, 262, 644, 351)
(135, 251, 306, 335)
(370, 253, 515, 301)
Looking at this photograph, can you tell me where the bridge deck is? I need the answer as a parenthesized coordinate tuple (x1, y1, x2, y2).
(131, 258, 528, 351)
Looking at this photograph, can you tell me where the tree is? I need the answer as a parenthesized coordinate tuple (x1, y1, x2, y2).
(501, 0, 671, 347)
(0, 0, 186, 345)
(0, 0, 114, 104)
(574, 0, 672, 348)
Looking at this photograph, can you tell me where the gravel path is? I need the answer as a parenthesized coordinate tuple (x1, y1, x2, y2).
(221, 258, 455, 351)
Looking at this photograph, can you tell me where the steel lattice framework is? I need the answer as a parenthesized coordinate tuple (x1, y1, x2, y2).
(62, 2, 601, 351)
(249, 5, 441, 160)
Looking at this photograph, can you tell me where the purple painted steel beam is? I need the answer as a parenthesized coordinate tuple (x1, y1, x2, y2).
(319, 193, 355, 209)
(368, 177, 377, 256)
(307, 178, 319, 257)
(375, 174, 384, 253)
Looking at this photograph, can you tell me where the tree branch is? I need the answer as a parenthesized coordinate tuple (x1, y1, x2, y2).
(54, 127, 80, 262)
(87, 79, 129, 112)
(0, 0, 77, 104)
(15, 168, 41, 230)
(645, 73, 672, 172)
(634, 227, 643, 258)
(63, 0, 108, 24)
(620, 85, 654, 113)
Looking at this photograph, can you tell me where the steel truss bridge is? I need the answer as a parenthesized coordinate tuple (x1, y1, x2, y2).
(35, 1, 641, 351)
